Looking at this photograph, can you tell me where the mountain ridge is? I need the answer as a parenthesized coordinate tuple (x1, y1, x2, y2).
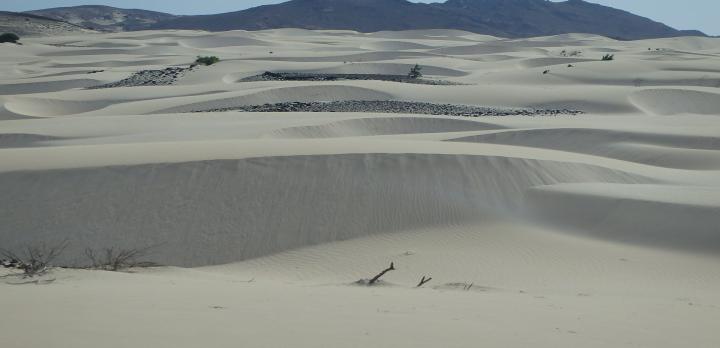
(26, 5, 178, 32)
(0, 11, 97, 36)
(148, 0, 705, 40)
(5, 1, 708, 40)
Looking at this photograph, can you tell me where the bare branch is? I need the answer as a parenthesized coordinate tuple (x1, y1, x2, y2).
(416, 275, 432, 288)
(368, 262, 395, 285)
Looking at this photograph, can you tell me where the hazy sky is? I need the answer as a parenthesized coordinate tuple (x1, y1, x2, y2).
(3, 0, 717, 35)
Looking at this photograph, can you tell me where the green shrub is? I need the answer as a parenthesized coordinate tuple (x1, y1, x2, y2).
(0, 33, 20, 43)
(601, 54, 615, 61)
(195, 56, 220, 66)
(407, 64, 423, 79)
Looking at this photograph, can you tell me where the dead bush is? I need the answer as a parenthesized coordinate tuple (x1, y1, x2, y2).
(0, 240, 68, 277)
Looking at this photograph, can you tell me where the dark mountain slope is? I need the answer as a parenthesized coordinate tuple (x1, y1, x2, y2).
(0, 11, 96, 36)
(27, 5, 178, 32)
(149, 0, 705, 39)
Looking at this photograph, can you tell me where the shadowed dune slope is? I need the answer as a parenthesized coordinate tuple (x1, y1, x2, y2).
(0, 154, 646, 266)
(270, 117, 505, 138)
(629, 89, 720, 115)
(526, 184, 720, 253)
(449, 128, 720, 170)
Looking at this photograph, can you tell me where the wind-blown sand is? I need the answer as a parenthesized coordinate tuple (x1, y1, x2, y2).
(1, 29, 719, 348)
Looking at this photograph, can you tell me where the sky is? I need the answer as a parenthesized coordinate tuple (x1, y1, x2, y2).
(2, 0, 717, 36)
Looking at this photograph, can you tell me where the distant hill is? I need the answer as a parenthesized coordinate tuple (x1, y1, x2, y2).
(0, 11, 96, 37)
(149, 0, 706, 40)
(26, 5, 178, 32)
(11, 0, 706, 40)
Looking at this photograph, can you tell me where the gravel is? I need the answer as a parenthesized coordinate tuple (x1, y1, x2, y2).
(87, 65, 197, 89)
(194, 100, 583, 117)
(240, 72, 463, 85)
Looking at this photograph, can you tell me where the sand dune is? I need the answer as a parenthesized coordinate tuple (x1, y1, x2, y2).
(1, 29, 719, 348)
(179, 36, 271, 48)
(270, 117, 505, 138)
(49, 58, 177, 68)
(38, 48, 142, 57)
(0, 79, 99, 95)
(77, 41, 143, 48)
(4, 97, 115, 117)
(629, 88, 720, 115)
(449, 127, 720, 169)
(0, 133, 63, 148)
(246, 50, 439, 62)
(0, 153, 646, 266)
(527, 183, 720, 253)
(431, 43, 521, 55)
(368, 29, 482, 41)
(154, 85, 394, 113)
(638, 36, 720, 51)
(361, 40, 435, 51)
(298, 62, 468, 76)
(518, 57, 599, 68)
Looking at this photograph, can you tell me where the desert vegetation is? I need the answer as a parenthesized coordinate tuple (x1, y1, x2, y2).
(408, 64, 423, 79)
(84, 246, 158, 271)
(0, 240, 68, 278)
(0, 33, 20, 44)
(1, 241, 158, 278)
(195, 56, 220, 66)
(560, 49, 582, 57)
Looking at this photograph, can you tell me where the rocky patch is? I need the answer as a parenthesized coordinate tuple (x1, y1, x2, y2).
(195, 100, 583, 117)
(87, 65, 196, 89)
(241, 72, 463, 85)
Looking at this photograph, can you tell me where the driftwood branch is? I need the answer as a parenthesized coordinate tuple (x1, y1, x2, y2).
(416, 275, 432, 287)
(368, 262, 395, 285)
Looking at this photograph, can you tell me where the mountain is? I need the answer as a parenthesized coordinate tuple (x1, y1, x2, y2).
(26, 5, 178, 32)
(151, 0, 492, 33)
(149, 0, 705, 40)
(0, 11, 97, 36)
(13, 1, 705, 39)
(437, 0, 705, 39)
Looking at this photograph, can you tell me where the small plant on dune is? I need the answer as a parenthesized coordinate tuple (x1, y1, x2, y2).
(601, 54, 615, 61)
(0, 240, 68, 278)
(408, 64, 423, 79)
(195, 56, 220, 66)
(84, 246, 158, 271)
(0, 33, 20, 44)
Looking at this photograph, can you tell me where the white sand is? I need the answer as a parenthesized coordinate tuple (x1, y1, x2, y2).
(1, 29, 719, 348)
